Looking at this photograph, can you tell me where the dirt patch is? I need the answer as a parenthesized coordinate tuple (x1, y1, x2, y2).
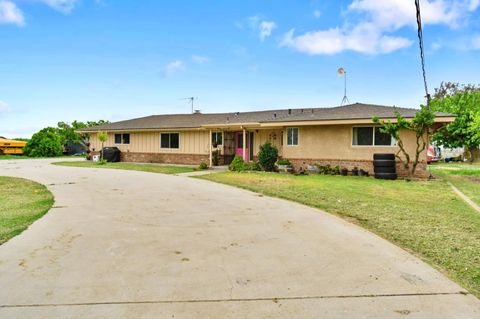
(465, 176, 480, 184)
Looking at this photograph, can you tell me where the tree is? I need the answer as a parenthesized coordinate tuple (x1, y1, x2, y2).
(434, 82, 479, 99)
(97, 131, 108, 160)
(373, 106, 436, 178)
(258, 142, 278, 172)
(430, 86, 480, 162)
(56, 120, 110, 149)
(23, 127, 63, 157)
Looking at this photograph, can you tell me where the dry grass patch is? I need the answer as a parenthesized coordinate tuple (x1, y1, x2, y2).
(52, 161, 197, 175)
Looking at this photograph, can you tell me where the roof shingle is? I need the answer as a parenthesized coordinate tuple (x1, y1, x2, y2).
(80, 103, 453, 132)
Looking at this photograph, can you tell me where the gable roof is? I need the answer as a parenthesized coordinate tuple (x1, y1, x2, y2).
(79, 103, 454, 132)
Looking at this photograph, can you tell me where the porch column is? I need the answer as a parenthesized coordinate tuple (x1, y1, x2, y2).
(209, 129, 213, 167)
(242, 128, 246, 161)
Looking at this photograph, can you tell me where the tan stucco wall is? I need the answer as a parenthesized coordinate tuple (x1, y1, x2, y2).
(281, 125, 427, 162)
(89, 130, 211, 155)
(88, 125, 426, 162)
(253, 129, 283, 156)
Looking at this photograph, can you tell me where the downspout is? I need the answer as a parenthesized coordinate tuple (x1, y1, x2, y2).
(242, 127, 246, 161)
(209, 129, 213, 167)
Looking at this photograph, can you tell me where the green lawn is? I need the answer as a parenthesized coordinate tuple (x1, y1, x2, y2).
(0, 155, 30, 160)
(198, 172, 480, 298)
(52, 161, 197, 174)
(0, 177, 54, 245)
(0, 155, 85, 160)
(429, 162, 480, 206)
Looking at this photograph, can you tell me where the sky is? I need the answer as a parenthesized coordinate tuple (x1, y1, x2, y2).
(0, 0, 479, 138)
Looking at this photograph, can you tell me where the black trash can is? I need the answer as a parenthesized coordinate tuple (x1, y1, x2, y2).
(373, 153, 397, 180)
(102, 147, 121, 162)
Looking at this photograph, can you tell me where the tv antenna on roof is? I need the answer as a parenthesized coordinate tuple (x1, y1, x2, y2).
(337, 67, 350, 106)
(181, 97, 197, 114)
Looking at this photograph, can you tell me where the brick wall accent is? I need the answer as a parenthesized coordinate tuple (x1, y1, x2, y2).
(287, 158, 428, 179)
(91, 151, 209, 165)
(121, 152, 209, 165)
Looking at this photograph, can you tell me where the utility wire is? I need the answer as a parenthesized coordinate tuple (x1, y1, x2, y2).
(415, 0, 431, 107)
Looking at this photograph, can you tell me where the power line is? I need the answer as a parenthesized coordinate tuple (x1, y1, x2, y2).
(415, 0, 431, 107)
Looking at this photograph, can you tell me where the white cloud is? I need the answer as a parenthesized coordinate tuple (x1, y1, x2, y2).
(239, 15, 277, 41)
(0, 0, 80, 27)
(0, 0, 24, 26)
(164, 60, 185, 77)
(281, 28, 344, 55)
(379, 35, 414, 53)
(313, 10, 321, 18)
(259, 20, 276, 41)
(38, 0, 79, 14)
(280, 25, 412, 55)
(281, 0, 477, 55)
(348, 0, 463, 30)
(469, 0, 480, 11)
(191, 55, 210, 64)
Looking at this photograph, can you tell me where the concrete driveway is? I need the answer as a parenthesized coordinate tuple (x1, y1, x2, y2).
(0, 159, 479, 318)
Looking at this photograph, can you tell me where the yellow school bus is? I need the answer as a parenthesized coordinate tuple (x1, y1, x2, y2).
(0, 137, 27, 155)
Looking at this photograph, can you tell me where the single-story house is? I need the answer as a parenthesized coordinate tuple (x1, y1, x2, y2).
(78, 103, 454, 178)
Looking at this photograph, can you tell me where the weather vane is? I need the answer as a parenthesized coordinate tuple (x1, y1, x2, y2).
(337, 67, 350, 106)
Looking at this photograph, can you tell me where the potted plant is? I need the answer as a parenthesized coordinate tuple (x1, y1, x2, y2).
(351, 167, 359, 176)
(276, 159, 293, 174)
(358, 169, 368, 177)
(340, 168, 348, 176)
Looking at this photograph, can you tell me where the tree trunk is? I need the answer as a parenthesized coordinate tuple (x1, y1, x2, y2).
(469, 146, 480, 163)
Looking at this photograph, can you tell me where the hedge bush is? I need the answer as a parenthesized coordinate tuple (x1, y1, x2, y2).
(228, 156, 261, 172)
(277, 159, 291, 166)
(258, 142, 278, 171)
(23, 127, 63, 157)
(229, 156, 246, 171)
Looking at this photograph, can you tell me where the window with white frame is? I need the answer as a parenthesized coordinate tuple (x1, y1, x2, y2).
(286, 128, 299, 146)
(114, 133, 130, 144)
(352, 127, 395, 146)
(212, 132, 223, 146)
(160, 133, 179, 149)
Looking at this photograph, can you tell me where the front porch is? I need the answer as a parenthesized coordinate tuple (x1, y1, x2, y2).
(206, 127, 283, 167)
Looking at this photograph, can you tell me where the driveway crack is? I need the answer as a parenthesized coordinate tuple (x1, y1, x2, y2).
(0, 292, 468, 308)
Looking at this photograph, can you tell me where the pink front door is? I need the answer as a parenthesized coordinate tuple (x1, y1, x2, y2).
(235, 131, 249, 161)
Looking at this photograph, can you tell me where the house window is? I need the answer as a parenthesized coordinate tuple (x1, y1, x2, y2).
(114, 133, 130, 144)
(237, 133, 243, 148)
(286, 128, 299, 146)
(212, 132, 223, 146)
(161, 133, 180, 149)
(352, 127, 394, 146)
